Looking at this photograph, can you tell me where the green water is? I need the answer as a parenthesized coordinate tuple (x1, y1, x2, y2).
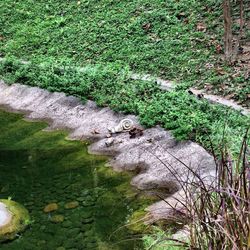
(0, 110, 148, 250)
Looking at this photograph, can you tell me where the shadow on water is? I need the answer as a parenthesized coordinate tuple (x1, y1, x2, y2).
(0, 110, 150, 250)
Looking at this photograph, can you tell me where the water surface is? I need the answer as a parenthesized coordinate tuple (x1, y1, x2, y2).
(0, 109, 148, 250)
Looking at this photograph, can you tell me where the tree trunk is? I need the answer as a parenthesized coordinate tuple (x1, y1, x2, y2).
(223, 0, 233, 63)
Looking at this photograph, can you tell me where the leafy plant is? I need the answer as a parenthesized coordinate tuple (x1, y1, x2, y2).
(0, 57, 249, 157)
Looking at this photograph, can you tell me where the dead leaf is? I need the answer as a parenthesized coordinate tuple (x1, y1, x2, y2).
(142, 23, 151, 31)
(216, 44, 222, 54)
(196, 22, 207, 32)
(215, 67, 227, 75)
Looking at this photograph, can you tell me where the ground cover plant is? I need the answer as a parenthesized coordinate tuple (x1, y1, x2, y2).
(0, 0, 249, 106)
(0, 57, 249, 158)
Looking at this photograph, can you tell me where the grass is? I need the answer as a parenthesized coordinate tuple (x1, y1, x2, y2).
(143, 227, 185, 250)
(0, 0, 249, 106)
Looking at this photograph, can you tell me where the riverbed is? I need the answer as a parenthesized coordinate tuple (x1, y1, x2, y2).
(0, 109, 149, 250)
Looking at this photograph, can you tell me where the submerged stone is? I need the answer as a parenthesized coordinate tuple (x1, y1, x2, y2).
(64, 201, 79, 209)
(62, 221, 73, 228)
(43, 203, 58, 213)
(50, 215, 65, 223)
(56, 247, 66, 250)
(0, 199, 30, 242)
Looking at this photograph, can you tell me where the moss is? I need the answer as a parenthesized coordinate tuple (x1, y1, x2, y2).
(127, 209, 151, 233)
(0, 199, 30, 242)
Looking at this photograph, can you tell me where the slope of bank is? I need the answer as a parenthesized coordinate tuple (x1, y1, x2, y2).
(0, 81, 216, 222)
(0, 59, 249, 158)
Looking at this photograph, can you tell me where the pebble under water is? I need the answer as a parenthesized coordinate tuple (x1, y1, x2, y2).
(0, 109, 149, 250)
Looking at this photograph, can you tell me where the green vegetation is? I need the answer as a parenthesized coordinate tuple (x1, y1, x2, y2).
(144, 132, 250, 250)
(143, 227, 185, 250)
(0, 57, 249, 157)
(0, 0, 249, 105)
(0, 1, 249, 155)
(0, 2, 249, 249)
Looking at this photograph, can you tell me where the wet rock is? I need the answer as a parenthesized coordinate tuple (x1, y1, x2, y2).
(81, 190, 90, 196)
(43, 203, 58, 213)
(68, 228, 81, 236)
(86, 242, 98, 249)
(62, 221, 73, 228)
(56, 247, 65, 250)
(36, 240, 46, 246)
(83, 229, 95, 238)
(75, 232, 84, 241)
(40, 225, 46, 231)
(0, 199, 30, 242)
(63, 238, 76, 249)
(82, 217, 94, 224)
(50, 215, 65, 223)
(82, 200, 95, 207)
(76, 197, 85, 202)
(44, 224, 57, 235)
(81, 223, 92, 232)
(81, 211, 93, 219)
(64, 201, 79, 209)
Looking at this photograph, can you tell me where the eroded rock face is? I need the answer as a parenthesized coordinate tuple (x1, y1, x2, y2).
(0, 199, 30, 242)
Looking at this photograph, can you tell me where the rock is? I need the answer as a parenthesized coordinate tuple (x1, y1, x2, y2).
(62, 221, 72, 228)
(50, 215, 65, 223)
(75, 232, 84, 241)
(86, 242, 98, 249)
(76, 197, 85, 202)
(81, 211, 93, 220)
(64, 201, 79, 209)
(82, 217, 94, 224)
(105, 138, 114, 147)
(36, 240, 46, 246)
(40, 225, 46, 231)
(0, 199, 30, 242)
(43, 203, 58, 213)
(83, 229, 95, 238)
(68, 228, 81, 236)
(56, 247, 66, 250)
(81, 223, 92, 232)
(108, 119, 134, 134)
